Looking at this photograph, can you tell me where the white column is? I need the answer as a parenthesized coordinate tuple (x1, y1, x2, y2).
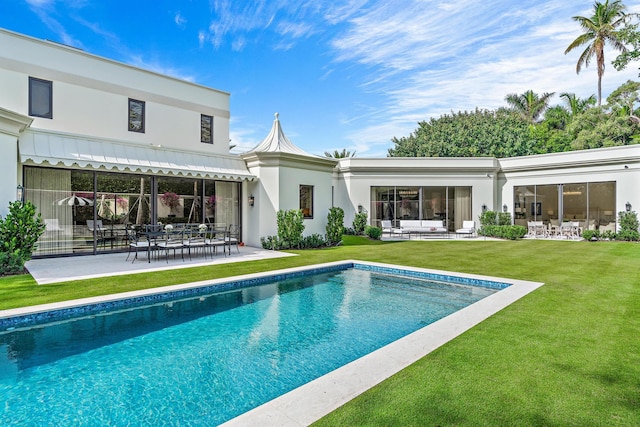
(0, 108, 33, 216)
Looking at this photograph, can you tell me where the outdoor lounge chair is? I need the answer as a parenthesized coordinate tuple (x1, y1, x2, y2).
(456, 220, 475, 237)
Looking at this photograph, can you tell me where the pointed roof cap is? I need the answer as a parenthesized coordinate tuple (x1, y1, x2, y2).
(246, 113, 315, 157)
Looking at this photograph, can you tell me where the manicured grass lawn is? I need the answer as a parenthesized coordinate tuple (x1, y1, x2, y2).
(1, 237, 639, 425)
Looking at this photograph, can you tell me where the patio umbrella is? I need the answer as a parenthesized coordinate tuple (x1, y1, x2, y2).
(56, 194, 94, 206)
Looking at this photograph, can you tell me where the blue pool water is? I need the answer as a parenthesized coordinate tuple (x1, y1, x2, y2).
(0, 265, 504, 426)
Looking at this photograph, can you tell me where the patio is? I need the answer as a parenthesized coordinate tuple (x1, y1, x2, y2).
(25, 245, 296, 285)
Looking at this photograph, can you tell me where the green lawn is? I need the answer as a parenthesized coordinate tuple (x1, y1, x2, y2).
(1, 237, 639, 425)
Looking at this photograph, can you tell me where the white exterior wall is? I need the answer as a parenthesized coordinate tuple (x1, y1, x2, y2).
(0, 29, 231, 155)
(278, 166, 333, 236)
(0, 108, 32, 216)
(244, 165, 280, 247)
(243, 153, 336, 246)
(499, 145, 640, 223)
(335, 157, 499, 227)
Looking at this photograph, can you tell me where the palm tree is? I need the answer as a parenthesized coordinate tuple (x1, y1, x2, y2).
(324, 149, 356, 158)
(504, 90, 556, 123)
(564, 0, 629, 106)
(559, 92, 597, 116)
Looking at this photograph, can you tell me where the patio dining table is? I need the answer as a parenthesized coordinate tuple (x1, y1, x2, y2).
(138, 227, 225, 262)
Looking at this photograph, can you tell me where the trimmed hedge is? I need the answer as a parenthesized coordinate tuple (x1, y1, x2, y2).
(479, 225, 527, 240)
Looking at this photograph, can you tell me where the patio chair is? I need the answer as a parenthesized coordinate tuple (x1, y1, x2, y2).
(527, 221, 547, 238)
(381, 220, 393, 237)
(456, 220, 475, 238)
(87, 219, 115, 249)
(183, 228, 207, 260)
(156, 230, 185, 262)
(205, 225, 227, 257)
(558, 222, 579, 239)
(125, 226, 153, 263)
(224, 224, 240, 254)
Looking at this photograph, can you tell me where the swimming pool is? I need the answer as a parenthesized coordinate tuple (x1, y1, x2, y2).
(0, 261, 525, 426)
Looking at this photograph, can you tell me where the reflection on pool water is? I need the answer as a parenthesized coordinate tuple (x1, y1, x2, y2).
(0, 263, 507, 426)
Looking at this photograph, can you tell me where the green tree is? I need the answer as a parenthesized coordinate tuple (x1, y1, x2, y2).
(564, 0, 629, 106)
(324, 149, 355, 158)
(543, 105, 570, 130)
(606, 79, 640, 122)
(0, 201, 46, 275)
(276, 209, 305, 249)
(388, 108, 534, 158)
(613, 22, 640, 74)
(325, 207, 344, 246)
(559, 92, 597, 116)
(567, 106, 639, 149)
(504, 90, 556, 123)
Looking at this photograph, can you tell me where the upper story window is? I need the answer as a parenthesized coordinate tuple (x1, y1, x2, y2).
(29, 77, 53, 119)
(300, 185, 314, 218)
(201, 114, 213, 144)
(128, 98, 145, 133)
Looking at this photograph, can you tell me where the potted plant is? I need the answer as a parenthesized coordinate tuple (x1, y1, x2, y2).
(160, 192, 181, 216)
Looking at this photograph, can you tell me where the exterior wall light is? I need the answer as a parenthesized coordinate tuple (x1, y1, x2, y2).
(249, 194, 255, 207)
(626, 201, 631, 212)
(482, 204, 487, 213)
(357, 204, 363, 213)
(16, 184, 24, 203)
(503, 204, 508, 213)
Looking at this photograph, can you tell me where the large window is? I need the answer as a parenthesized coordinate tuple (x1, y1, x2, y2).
(29, 77, 53, 119)
(513, 181, 615, 231)
(25, 166, 241, 256)
(370, 186, 472, 231)
(300, 185, 313, 218)
(128, 98, 145, 133)
(201, 114, 213, 144)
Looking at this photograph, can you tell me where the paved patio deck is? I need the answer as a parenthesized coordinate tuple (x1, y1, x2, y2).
(25, 246, 296, 284)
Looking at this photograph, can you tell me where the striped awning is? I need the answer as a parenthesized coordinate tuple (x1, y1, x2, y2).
(19, 131, 256, 181)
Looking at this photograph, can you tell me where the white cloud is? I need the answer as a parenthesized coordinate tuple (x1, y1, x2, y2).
(174, 12, 187, 27)
(323, 0, 640, 155)
(25, 0, 83, 48)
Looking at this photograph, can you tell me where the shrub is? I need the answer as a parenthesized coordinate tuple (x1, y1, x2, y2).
(365, 226, 382, 240)
(260, 235, 282, 250)
(616, 230, 639, 241)
(276, 209, 305, 249)
(480, 210, 512, 227)
(497, 212, 512, 226)
(343, 227, 356, 235)
(479, 210, 498, 228)
(326, 207, 345, 246)
(301, 233, 327, 248)
(0, 201, 46, 275)
(601, 230, 617, 240)
(582, 229, 599, 241)
(478, 225, 526, 240)
(352, 212, 368, 235)
(617, 211, 639, 241)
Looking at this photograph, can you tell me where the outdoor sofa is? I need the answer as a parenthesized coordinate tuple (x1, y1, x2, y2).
(394, 220, 448, 238)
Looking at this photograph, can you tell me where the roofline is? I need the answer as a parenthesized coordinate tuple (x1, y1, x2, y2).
(0, 27, 230, 97)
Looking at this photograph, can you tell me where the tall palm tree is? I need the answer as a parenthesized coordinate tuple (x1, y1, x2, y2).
(324, 149, 356, 158)
(504, 90, 556, 123)
(559, 92, 597, 116)
(564, 0, 628, 106)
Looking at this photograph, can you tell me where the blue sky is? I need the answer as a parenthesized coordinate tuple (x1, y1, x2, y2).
(2, 1, 639, 157)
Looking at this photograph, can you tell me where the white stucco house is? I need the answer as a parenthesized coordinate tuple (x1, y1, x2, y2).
(0, 28, 638, 257)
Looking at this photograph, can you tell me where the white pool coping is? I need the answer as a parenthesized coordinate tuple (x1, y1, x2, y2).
(0, 260, 543, 426)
